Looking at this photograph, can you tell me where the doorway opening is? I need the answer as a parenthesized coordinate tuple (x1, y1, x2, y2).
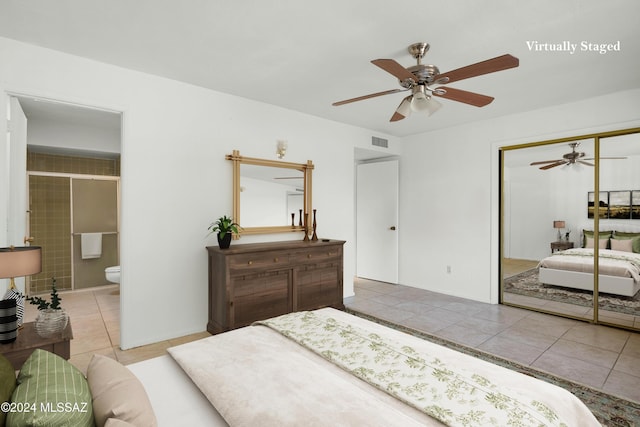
(8, 95, 122, 294)
(355, 147, 399, 284)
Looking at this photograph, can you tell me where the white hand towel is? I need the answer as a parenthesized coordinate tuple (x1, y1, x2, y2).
(81, 233, 102, 259)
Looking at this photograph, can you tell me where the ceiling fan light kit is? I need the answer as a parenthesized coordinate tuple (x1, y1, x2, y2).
(332, 42, 519, 122)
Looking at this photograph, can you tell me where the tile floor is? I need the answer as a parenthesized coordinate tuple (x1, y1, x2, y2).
(22, 285, 209, 376)
(345, 278, 640, 404)
(30, 278, 640, 404)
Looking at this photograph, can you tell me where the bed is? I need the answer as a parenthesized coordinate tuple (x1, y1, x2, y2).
(127, 308, 599, 426)
(538, 231, 640, 297)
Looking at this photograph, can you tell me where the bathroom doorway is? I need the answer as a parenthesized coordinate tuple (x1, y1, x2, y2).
(8, 95, 122, 294)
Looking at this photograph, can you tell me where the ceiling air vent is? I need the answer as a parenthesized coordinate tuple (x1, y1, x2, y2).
(371, 136, 388, 148)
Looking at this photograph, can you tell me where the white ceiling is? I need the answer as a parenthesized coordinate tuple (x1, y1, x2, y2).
(1, 0, 639, 137)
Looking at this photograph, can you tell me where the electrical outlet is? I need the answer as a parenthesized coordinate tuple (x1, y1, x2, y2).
(446, 265, 452, 274)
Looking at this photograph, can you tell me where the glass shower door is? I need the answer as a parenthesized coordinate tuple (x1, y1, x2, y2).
(72, 178, 119, 289)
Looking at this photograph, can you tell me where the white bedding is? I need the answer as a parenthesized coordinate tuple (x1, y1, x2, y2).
(127, 355, 228, 427)
(539, 248, 640, 283)
(168, 308, 600, 426)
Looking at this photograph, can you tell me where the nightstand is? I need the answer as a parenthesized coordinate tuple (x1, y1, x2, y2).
(550, 241, 574, 253)
(0, 320, 72, 370)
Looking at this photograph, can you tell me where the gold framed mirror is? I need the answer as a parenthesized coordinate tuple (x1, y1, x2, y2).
(226, 150, 313, 236)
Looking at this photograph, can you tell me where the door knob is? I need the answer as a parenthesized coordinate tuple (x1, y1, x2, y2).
(24, 236, 35, 244)
(389, 226, 396, 231)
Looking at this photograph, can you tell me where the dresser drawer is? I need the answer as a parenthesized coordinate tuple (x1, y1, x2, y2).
(228, 253, 290, 272)
(291, 246, 342, 264)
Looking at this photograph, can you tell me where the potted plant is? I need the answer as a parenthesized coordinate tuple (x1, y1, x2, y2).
(208, 215, 241, 249)
(27, 277, 68, 338)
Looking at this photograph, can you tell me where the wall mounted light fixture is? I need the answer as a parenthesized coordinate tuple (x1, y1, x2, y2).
(276, 140, 288, 159)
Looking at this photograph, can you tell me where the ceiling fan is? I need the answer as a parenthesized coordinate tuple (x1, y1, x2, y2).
(332, 42, 519, 122)
(529, 142, 627, 170)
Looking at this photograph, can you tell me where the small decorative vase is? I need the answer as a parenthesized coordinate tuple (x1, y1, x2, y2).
(302, 212, 310, 241)
(217, 232, 232, 249)
(0, 299, 18, 344)
(311, 209, 318, 241)
(35, 308, 69, 338)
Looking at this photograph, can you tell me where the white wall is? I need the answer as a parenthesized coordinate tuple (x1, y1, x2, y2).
(399, 89, 640, 304)
(0, 37, 402, 349)
(27, 117, 121, 155)
(505, 160, 592, 260)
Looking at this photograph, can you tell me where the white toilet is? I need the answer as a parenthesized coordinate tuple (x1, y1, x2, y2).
(105, 266, 121, 284)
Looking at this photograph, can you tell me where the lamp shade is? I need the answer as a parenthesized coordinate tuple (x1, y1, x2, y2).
(553, 221, 565, 229)
(395, 96, 412, 118)
(409, 85, 442, 117)
(0, 246, 42, 279)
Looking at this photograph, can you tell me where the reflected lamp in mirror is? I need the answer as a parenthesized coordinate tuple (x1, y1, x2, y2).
(0, 246, 42, 328)
(553, 221, 565, 241)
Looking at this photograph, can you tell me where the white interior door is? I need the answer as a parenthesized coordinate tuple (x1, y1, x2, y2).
(7, 97, 29, 292)
(356, 160, 399, 283)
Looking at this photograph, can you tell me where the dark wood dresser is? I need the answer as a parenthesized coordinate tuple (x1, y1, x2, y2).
(206, 239, 345, 334)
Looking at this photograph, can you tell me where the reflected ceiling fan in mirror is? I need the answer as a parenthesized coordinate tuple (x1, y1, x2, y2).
(530, 142, 627, 170)
(332, 42, 519, 122)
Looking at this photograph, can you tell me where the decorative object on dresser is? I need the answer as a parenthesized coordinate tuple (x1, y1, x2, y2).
(27, 277, 69, 338)
(311, 209, 318, 241)
(0, 245, 42, 328)
(207, 215, 241, 249)
(206, 239, 345, 334)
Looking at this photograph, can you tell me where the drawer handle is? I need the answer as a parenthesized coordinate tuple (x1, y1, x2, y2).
(247, 261, 253, 265)
(307, 254, 312, 258)
(274, 257, 279, 262)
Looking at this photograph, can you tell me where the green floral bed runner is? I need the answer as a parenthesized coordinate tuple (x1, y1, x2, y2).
(255, 311, 568, 427)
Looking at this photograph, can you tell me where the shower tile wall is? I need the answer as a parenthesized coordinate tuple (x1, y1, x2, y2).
(27, 151, 120, 294)
(27, 151, 120, 176)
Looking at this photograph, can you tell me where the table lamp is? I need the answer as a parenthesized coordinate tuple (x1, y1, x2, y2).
(0, 246, 42, 327)
(553, 221, 565, 241)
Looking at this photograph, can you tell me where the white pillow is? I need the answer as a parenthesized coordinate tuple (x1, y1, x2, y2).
(610, 238, 633, 252)
(585, 236, 608, 249)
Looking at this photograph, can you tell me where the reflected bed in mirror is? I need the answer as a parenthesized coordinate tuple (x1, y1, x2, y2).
(226, 150, 313, 236)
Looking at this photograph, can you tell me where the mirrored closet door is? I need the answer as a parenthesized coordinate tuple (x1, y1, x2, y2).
(596, 133, 640, 329)
(501, 128, 640, 330)
(501, 139, 595, 322)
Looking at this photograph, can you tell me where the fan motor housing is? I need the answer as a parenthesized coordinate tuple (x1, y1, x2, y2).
(405, 64, 440, 86)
